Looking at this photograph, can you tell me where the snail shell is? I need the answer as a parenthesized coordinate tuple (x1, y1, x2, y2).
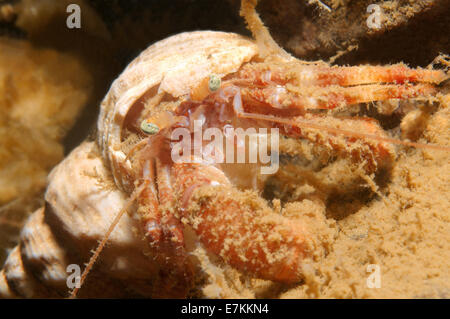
(98, 31, 258, 191)
(0, 31, 260, 298)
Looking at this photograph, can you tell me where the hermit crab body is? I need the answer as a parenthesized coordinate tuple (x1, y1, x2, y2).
(1, 0, 449, 298)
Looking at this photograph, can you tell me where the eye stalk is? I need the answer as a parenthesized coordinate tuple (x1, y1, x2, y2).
(140, 120, 160, 135)
(208, 74, 221, 92)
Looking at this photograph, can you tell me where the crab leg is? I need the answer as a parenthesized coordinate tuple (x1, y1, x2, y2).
(172, 161, 309, 283)
(242, 82, 438, 110)
(138, 158, 193, 295)
(238, 64, 448, 87)
(310, 83, 438, 109)
(310, 65, 448, 86)
(154, 159, 185, 252)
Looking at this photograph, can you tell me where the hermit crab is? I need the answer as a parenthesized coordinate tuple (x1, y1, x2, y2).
(1, 0, 448, 298)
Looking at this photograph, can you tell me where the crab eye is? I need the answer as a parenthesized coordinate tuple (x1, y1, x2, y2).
(140, 120, 159, 135)
(208, 74, 221, 92)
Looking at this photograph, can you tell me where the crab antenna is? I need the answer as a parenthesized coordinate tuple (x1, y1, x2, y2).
(68, 181, 148, 298)
(239, 112, 450, 152)
(240, 0, 293, 60)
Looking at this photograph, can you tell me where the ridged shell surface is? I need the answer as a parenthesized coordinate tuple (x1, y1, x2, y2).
(1, 31, 259, 298)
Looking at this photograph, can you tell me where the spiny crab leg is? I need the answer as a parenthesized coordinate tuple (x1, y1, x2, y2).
(70, 180, 149, 298)
(308, 83, 438, 110)
(172, 160, 309, 283)
(70, 159, 191, 298)
(238, 109, 450, 152)
(168, 80, 448, 284)
(140, 158, 188, 264)
(226, 85, 450, 154)
(238, 64, 448, 87)
(240, 0, 292, 60)
(242, 83, 438, 110)
(227, 88, 394, 172)
(137, 158, 193, 296)
(310, 65, 448, 86)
